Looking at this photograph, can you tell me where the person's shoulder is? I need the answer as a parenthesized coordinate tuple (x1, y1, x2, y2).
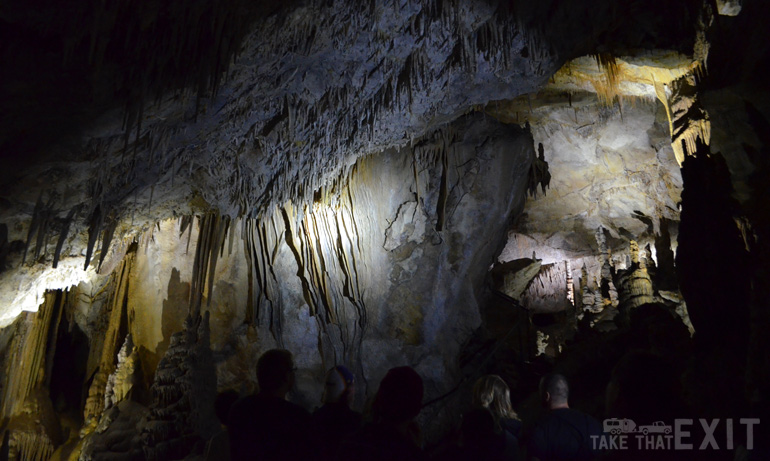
(567, 408, 601, 424)
(233, 394, 257, 406)
(501, 417, 523, 436)
(527, 415, 550, 453)
(562, 408, 603, 434)
(280, 397, 312, 420)
(532, 409, 561, 428)
(227, 394, 256, 420)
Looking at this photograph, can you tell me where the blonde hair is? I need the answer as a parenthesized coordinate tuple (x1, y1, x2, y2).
(472, 375, 519, 428)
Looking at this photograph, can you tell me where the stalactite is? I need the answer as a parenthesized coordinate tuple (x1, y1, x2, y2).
(84, 206, 104, 271)
(528, 142, 551, 197)
(521, 262, 571, 313)
(435, 141, 449, 232)
(0, 291, 63, 420)
(97, 217, 118, 273)
(0, 290, 65, 461)
(177, 212, 232, 314)
(52, 205, 80, 269)
(653, 76, 674, 139)
(22, 195, 45, 265)
(592, 53, 621, 106)
(669, 72, 711, 165)
(9, 431, 54, 461)
(566, 260, 574, 306)
(82, 246, 136, 435)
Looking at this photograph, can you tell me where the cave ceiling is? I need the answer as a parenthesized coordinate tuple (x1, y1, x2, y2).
(2, 2, 770, 458)
(0, 0, 716, 324)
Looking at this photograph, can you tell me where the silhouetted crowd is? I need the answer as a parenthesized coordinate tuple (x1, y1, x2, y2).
(206, 348, 613, 461)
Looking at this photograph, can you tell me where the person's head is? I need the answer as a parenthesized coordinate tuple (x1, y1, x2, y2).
(372, 366, 423, 424)
(257, 349, 296, 398)
(323, 365, 356, 406)
(539, 373, 569, 409)
(472, 375, 519, 425)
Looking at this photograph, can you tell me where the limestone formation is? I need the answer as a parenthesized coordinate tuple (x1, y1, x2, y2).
(82, 250, 136, 435)
(0, 0, 766, 456)
(104, 334, 138, 411)
(497, 259, 542, 302)
(614, 240, 655, 320)
(527, 142, 551, 197)
(669, 74, 712, 164)
(520, 263, 570, 313)
(141, 312, 217, 460)
(595, 227, 619, 309)
(0, 291, 68, 461)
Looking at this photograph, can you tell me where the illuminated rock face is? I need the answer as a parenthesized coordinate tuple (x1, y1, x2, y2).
(500, 102, 682, 264)
(0, 114, 533, 450)
(0, 0, 701, 322)
(494, 101, 683, 320)
(1, 0, 769, 455)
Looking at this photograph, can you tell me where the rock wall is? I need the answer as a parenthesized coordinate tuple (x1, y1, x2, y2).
(137, 113, 533, 436)
(0, 113, 533, 452)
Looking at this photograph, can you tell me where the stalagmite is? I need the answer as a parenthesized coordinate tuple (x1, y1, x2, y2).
(615, 240, 654, 317)
(141, 312, 217, 461)
(104, 334, 138, 410)
(595, 227, 619, 308)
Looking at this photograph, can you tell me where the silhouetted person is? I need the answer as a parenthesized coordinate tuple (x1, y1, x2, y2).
(527, 373, 601, 461)
(472, 375, 522, 460)
(313, 365, 362, 460)
(340, 366, 425, 461)
(228, 349, 312, 461)
(205, 389, 239, 460)
(439, 408, 508, 461)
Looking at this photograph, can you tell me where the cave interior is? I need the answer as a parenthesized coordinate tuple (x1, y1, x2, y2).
(0, 0, 769, 459)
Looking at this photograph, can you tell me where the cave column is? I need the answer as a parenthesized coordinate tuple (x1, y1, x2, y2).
(674, 72, 751, 416)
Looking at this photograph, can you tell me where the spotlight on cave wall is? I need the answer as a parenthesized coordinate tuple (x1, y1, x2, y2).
(0, 260, 99, 328)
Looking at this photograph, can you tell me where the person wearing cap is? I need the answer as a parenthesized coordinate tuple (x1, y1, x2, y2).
(313, 366, 362, 460)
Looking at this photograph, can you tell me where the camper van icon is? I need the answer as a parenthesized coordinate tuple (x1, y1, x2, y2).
(603, 419, 673, 435)
(603, 418, 637, 434)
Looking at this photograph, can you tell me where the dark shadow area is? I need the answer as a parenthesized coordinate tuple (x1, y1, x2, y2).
(49, 318, 90, 424)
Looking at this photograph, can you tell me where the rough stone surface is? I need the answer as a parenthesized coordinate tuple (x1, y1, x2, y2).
(2, 0, 767, 455)
(39, 114, 532, 443)
(0, 0, 702, 326)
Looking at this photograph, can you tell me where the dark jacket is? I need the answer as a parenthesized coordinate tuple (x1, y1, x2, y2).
(227, 393, 312, 461)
